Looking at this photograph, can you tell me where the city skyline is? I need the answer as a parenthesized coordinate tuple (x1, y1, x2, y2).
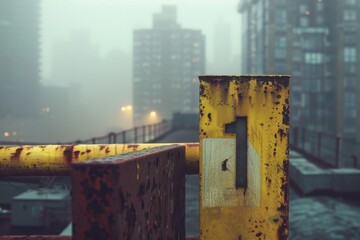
(41, 0, 241, 82)
(133, 5, 205, 126)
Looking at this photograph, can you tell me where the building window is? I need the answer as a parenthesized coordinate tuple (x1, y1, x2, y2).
(344, 63, 356, 74)
(344, 9, 357, 21)
(344, 92, 356, 118)
(344, 34, 356, 44)
(345, 0, 356, 6)
(305, 52, 324, 64)
(344, 47, 356, 62)
(316, 16, 323, 25)
(275, 49, 286, 59)
(344, 78, 355, 88)
(300, 17, 309, 27)
(299, 4, 307, 14)
(316, 2, 324, 12)
(275, 11, 287, 25)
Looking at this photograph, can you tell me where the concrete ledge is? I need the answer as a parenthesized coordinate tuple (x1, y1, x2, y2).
(290, 158, 332, 194)
(330, 168, 360, 193)
(290, 153, 360, 195)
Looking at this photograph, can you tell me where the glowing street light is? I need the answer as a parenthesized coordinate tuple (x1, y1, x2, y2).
(150, 111, 157, 117)
(3, 132, 9, 137)
(121, 105, 132, 112)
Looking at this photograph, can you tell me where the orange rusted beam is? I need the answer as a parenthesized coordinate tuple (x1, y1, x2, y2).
(0, 143, 199, 176)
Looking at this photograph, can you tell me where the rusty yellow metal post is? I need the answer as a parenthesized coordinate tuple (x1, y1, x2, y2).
(0, 143, 199, 176)
(199, 75, 290, 239)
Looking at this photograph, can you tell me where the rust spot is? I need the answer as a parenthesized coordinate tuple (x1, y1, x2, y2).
(99, 145, 106, 151)
(200, 83, 206, 98)
(278, 129, 287, 141)
(74, 150, 80, 159)
(63, 146, 74, 166)
(267, 177, 272, 186)
(10, 147, 23, 161)
(200, 109, 204, 117)
(207, 113, 212, 122)
(277, 159, 289, 239)
(26, 152, 31, 155)
(86, 149, 91, 153)
(282, 104, 289, 126)
(127, 144, 139, 151)
(256, 232, 262, 237)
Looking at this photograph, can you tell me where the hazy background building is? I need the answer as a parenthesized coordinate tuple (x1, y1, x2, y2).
(0, 0, 42, 141)
(133, 5, 205, 126)
(0, 0, 41, 119)
(239, 0, 360, 140)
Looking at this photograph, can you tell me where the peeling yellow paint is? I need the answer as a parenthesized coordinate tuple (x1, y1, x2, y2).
(199, 75, 290, 239)
(0, 143, 199, 176)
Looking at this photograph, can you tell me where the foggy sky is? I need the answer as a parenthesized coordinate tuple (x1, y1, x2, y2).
(38, 0, 241, 141)
(41, 0, 241, 80)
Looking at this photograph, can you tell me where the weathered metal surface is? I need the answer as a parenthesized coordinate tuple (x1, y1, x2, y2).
(0, 237, 71, 240)
(71, 145, 185, 240)
(0, 143, 199, 176)
(199, 75, 290, 239)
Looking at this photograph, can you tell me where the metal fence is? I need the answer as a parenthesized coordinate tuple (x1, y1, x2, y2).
(290, 127, 359, 168)
(0, 120, 173, 146)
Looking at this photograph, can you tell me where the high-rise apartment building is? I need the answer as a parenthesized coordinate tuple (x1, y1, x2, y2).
(0, 0, 41, 118)
(239, 0, 360, 139)
(133, 5, 205, 126)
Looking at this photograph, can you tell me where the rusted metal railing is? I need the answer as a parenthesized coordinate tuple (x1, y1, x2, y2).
(0, 143, 199, 176)
(0, 120, 173, 146)
(290, 126, 360, 168)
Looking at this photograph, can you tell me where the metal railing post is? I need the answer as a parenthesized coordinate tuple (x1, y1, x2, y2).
(142, 126, 146, 143)
(317, 132, 322, 158)
(122, 131, 126, 144)
(335, 135, 341, 168)
(134, 127, 138, 143)
(108, 132, 116, 144)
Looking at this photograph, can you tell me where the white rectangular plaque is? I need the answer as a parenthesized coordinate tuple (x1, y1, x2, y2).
(202, 138, 260, 208)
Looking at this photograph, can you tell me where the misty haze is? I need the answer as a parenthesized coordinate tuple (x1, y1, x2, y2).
(1, 0, 360, 239)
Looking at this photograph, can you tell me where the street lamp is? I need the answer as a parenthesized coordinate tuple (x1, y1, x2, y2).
(120, 105, 133, 129)
(150, 111, 157, 117)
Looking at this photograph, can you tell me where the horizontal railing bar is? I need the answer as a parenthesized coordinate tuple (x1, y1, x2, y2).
(0, 143, 199, 176)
